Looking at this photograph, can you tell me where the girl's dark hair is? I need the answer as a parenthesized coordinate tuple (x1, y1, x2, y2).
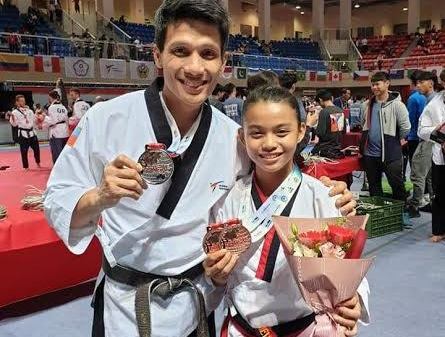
(243, 85, 302, 124)
(154, 0, 229, 54)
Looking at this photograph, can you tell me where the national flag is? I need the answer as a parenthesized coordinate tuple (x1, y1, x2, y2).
(64, 57, 95, 78)
(235, 67, 247, 80)
(306, 71, 316, 81)
(295, 71, 306, 82)
(67, 125, 82, 147)
(353, 70, 370, 81)
(388, 69, 405, 80)
(34, 55, 60, 73)
(316, 71, 327, 81)
(329, 71, 342, 81)
(129, 60, 157, 81)
(406, 68, 420, 79)
(0, 52, 29, 71)
(221, 66, 232, 79)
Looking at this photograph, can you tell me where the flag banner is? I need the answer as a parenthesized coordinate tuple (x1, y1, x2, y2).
(353, 70, 370, 81)
(316, 71, 327, 81)
(0, 52, 29, 71)
(235, 67, 247, 80)
(34, 55, 60, 73)
(306, 71, 316, 81)
(64, 57, 95, 78)
(129, 60, 157, 81)
(329, 71, 342, 81)
(99, 58, 126, 79)
(407, 68, 420, 79)
(426, 66, 443, 77)
(389, 69, 405, 80)
(296, 71, 306, 82)
(221, 66, 233, 79)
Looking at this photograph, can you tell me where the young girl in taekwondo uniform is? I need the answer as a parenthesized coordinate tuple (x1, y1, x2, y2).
(204, 85, 370, 337)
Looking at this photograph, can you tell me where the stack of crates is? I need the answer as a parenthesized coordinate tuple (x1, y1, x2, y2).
(357, 196, 404, 238)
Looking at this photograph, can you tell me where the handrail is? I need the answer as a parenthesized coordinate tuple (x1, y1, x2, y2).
(61, 8, 96, 39)
(349, 30, 362, 59)
(96, 11, 132, 40)
(0, 31, 444, 69)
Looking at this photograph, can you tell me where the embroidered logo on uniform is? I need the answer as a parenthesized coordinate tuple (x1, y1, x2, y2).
(210, 181, 229, 192)
(258, 327, 273, 337)
(67, 125, 82, 147)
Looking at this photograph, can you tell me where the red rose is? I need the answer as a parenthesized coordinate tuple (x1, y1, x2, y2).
(328, 225, 354, 246)
(298, 230, 328, 249)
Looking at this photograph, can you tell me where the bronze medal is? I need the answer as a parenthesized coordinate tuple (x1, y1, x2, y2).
(203, 219, 251, 255)
(138, 144, 174, 185)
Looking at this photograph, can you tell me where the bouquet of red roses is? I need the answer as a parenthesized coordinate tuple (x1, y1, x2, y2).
(273, 215, 374, 337)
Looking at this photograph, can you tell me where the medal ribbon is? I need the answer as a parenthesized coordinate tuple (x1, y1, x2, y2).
(240, 166, 302, 243)
(159, 92, 202, 156)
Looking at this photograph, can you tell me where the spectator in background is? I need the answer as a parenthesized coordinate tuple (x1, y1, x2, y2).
(408, 71, 437, 217)
(9, 95, 41, 170)
(246, 70, 279, 91)
(333, 88, 351, 110)
(406, 70, 426, 166)
(311, 89, 345, 159)
(208, 83, 224, 111)
(7, 31, 20, 53)
(222, 83, 243, 125)
(418, 90, 445, 242)
(349, 95, 366, 130)
(73, 0, 80, 13)
(360, 71, 411, 202)
(55, 4, 63, 25)
(48, 0, 55, 22)
(107, 38, 116, 59)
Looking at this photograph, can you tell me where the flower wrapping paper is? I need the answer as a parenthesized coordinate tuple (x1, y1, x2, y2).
(273, 215, 374, 337)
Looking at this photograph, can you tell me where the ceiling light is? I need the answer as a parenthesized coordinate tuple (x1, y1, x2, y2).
(403, 7, 408, 11)
(354, 4, 360, 8)
(296, 5, 301, 9)
(300, 11, 305, 15)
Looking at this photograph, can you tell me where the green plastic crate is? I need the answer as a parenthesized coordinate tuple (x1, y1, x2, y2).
(357, 196, 404, 238)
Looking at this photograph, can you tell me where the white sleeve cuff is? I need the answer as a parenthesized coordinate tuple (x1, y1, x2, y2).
(44, 187, 97, 255)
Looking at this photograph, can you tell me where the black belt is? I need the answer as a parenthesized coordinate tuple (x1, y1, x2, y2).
(230, 309, 315, 337)
(49, 120, 67, 128)
(103, 258, 209, 337)
(18, 127, 34, 138)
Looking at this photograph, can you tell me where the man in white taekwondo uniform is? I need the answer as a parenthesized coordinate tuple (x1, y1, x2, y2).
(44, 1, 356, 337)
(9, 94, 41, 170)
(68, 87, 90, 129)
(37, 90, 69, 163)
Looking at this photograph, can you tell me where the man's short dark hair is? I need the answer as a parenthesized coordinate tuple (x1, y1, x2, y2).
(409, 70, 422, 85)
(154, 0, 229, 53)
(247, 70, 279, 91)
(315, 89, 333, 102)
(417, 71, 434, 82)
(278, 72, 298, 90)
(69, 88, 80, 95)
(341, 88, 350, 95)
(49, 90, 60, 100)
(224, 83, 236, 95)
(212, 83, 223, 96)
(371, 71, 390, 83)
